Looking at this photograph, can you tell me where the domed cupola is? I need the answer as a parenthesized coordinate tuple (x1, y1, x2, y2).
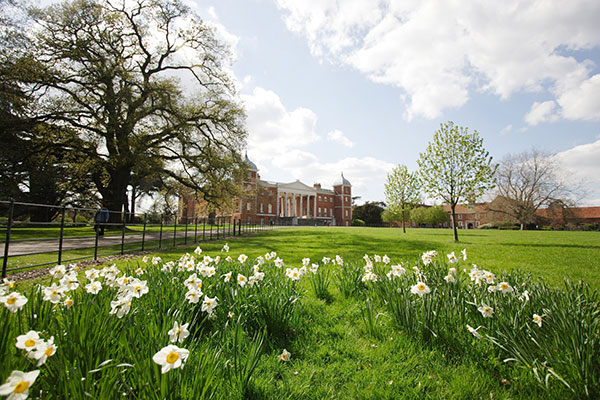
(333, 172, 351, 186)
(244, 153, 257, 171)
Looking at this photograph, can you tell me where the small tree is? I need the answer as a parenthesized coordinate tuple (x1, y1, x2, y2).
(352, 202, 385, 225)
(417, 121, 496, 242)
(384, 165, 420, 233)
(382, 204, 409, 225)
(409, 207, 428, 226)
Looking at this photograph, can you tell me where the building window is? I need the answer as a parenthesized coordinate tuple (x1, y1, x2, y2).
(330, 208, 333, 216)
(246, 202, 251, 211)
(345, 210, 348, 217)
(457, 214, 462, 219)
(346, 196, 349, 202)
(318, 195, 322, 200)
(260, 203, 264, 213)
(318, 207, 321, 216)
(475, 221, 480, 227)
(458, 221, 463, 228)
(247, 171, 252, 179)
(268, 204, 272, 214)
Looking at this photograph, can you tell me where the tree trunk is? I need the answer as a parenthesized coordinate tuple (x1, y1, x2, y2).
(451, 204, 459, 242)
(402, 209, 406, 233)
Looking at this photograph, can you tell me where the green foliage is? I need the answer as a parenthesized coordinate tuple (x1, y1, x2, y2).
(352, 202, 385, 225)
(417, 121, 496, 241)
(410, 206, 448, 226)
(352, 218, 366, 226)
(308, 263, 332, 302)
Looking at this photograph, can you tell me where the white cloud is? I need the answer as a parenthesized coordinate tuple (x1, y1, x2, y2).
(553, 139, 600, 206)
(525, 101, 559, 125)
(499, 124, 513, 135)
(241, 87, 321, 160)
(327, 129, 354, 147)
(240, 86, 394, 201)
(275, 0, 600, 121)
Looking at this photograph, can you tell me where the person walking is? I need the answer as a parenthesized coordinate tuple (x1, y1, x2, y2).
(94, 203, 110, 236)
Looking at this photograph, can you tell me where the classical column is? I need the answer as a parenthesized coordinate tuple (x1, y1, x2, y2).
(276, 193, 280, 218)
(293, 194, 297, 217)
(284, 192, 288, 217)
(314, 194, 317, 218)
(300, 195, 303, 218)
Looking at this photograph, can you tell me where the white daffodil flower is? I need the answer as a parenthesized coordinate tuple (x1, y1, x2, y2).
(168, 321, 190, 343)
(0, 370, 40, 400)
(1, 292, 28, 313)
(152, 345, 189, 374)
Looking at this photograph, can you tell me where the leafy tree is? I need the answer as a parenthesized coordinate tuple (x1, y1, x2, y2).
(409, 207, 428, 225)
(487, 149, 577, 230)
(384, 165, 419, 233)
(352, 202, 385, 225)
(417, 121, 496, 241)
(381, 204, 409, 225)
(18, 0, 247, 221)
(427, 205, 449, 226)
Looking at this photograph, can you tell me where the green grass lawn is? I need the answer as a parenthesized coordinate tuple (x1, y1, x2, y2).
(155, 227, 600, 288)
(6, 227, 599, 399)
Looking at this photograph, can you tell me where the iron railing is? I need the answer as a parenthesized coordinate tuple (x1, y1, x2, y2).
(0, 200, 276, 278)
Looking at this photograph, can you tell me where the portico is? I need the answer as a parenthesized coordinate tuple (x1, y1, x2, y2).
(276, 180, 319, 219)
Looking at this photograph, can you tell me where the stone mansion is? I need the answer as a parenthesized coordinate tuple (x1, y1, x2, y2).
(179, 155, 353, 226)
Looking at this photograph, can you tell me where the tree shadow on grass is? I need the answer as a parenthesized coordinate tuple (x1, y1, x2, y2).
(496, 242, 600, 250)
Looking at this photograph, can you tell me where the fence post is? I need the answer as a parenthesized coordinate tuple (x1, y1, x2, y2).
(202, 217, 206, 241)
(57, 206, 66, 265)
(159, 215, 163, 249)
(210, 219, 213, 240)
(194, 217, 198, 243)
(184, 216, 188, 245)
(94, 224, 99, 261)
(1, 199, 15, 278)
(121, 210, 126, 255)
(173, 215, 177, 248)
(141, 214, 147, 252)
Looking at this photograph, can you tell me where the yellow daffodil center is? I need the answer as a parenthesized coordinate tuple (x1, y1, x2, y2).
(65, 299, 73, 306)
(135, 286, 141, 292)
(14, 381, 29, 394)
(198, 282, 202, 288)
(166, 352, 179, 364)
(45, 347, 54, 357)
(8, 283, 14, 288)
(123, 278, 129, 284)
(418, 284, 425, 291)
(25, 339, 36, 347)
(281, 354, 287, 360)
(52, 291, 58, 296)
(7, 297, 17, 305)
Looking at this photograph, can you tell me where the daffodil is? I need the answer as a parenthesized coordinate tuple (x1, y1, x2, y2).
(382, 255, 390, 264)
(185, 288, 201, 304)
(29, 337, 57, 366)
(194, 246, 202, 255)
(302, 258, 310, 266)
(279, 349, 291, 362)
(63, 297, 74, 308)
(1, 292, 28, 313)
(0, 370, 40, 400)
(478, 304, 494, 318)
(497, 282, 513, 293)
(238, 254, 248, 263)
(374, 255, 382, 263)
(128, 279, 148, 298)
(16, 331, 42, 353)
(322, 256, 331, 264)
(168, 321, 190, 343)
(237, 274, 247, 288)
(222, 272, 232, 282)
(85, 268, 100, 280)
(461, 249, 467, 261)
(447, 252, 458, 264)
(152, 345, 189, 374)
(444, 274, 455, 283)
(309, 264, 319, 274)
(533, 314, 543, 327)
(42, 283, 64, 304)
(201, 295, 218, 316)
(410, 282, 431, 296)
(85, 281, 102, 295)
(49, 265, 66, 279)
(221, 243, 229, 252)
(335, 255, 343, 266)
(466, 324, 482, 339)
(59, 272, 79, 291)
(274, 257, 284, 268)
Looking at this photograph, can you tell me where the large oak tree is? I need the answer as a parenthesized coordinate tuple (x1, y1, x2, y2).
(19, 0, 247, 220)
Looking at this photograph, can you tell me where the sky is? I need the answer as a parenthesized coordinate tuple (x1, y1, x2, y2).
(38, 0, 600, 207)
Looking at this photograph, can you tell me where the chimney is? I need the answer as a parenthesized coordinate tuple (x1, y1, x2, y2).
(313, 183, 321, 189)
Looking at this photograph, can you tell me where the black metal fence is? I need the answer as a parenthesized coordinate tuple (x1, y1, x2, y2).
(0, 200, 276, 278)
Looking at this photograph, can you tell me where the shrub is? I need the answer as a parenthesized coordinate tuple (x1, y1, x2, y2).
(75, 214, 89, 223)
(352, 218, 366, 226)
